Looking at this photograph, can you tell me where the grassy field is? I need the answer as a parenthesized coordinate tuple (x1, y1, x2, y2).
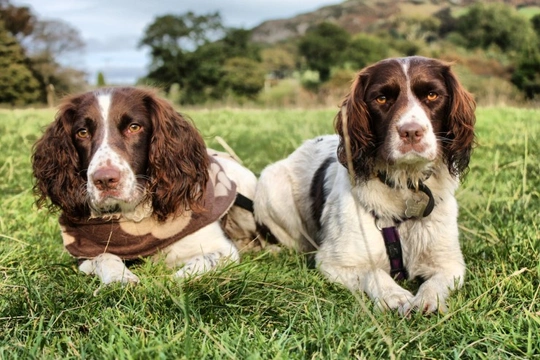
(0, 106, 539, 359)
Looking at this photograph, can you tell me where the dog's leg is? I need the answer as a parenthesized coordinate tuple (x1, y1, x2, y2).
(78, 253, 140, 285)
(400, 255, 465, 315)
(319, 263, 414, 311)
(157, 222, 239, 279)
(254, 161, 309, 251)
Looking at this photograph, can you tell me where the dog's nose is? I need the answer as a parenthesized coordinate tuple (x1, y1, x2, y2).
(92, 167, 121, 190)
(398, 123, 425, 144)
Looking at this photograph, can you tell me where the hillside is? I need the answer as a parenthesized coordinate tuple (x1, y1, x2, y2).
(251, 0, 540, 43)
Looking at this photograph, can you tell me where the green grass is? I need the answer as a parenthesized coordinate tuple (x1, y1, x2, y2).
(1, 106, 539, 359)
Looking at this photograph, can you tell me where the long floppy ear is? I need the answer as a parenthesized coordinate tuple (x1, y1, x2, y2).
(442, 66, 476, 178)
(144, 91, 209, 222)
(334, 72, 376, 181)
(32, 98, 88, 217)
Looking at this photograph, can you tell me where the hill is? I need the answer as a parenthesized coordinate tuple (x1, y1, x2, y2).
(251, 0, 540, 44)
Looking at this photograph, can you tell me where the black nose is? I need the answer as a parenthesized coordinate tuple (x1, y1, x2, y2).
(92, 167, 121, 190)
(398, 123, 425, 144)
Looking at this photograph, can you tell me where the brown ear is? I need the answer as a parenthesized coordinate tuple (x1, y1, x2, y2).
(144, 91, 209, 221)
(442, 66, 476, 178)
(32, 98, 88, 217)
(334, 72, 376, 181)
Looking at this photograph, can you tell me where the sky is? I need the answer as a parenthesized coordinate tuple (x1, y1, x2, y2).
(14, 0, 339, 85)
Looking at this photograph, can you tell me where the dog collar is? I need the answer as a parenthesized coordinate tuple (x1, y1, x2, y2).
(376, 171, 435, 219)
(373, 172, 436, 281)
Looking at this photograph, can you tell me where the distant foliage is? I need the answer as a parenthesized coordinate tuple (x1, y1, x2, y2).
(261, 46, 296, 79)
(344, 33, 389, 70)
(298, 22, 350, 82)
(532, 14, 540, 37)
(139, 13, 264, 104)
(0, 22, 40, 105)
(455, 3, 536, 53)
(221, 57, 266, 99)
(96, 71, 106, 87)
(512, 49, 540, 99)
(0, 0, 87, 105)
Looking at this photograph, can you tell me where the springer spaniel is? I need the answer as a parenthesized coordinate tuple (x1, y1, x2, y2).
(32, 87, 258, 285)
(254, 56, 476, 315)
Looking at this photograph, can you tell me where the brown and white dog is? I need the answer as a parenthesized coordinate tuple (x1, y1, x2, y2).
(254, 56, 476, 315)
(32, 87, 258, 285)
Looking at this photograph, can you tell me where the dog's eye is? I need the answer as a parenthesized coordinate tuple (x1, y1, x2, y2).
(128, 124, 142, 133)
(76, 128, 89, 139)
(427, 92, 438, 101)
(375, 96, 387, 104)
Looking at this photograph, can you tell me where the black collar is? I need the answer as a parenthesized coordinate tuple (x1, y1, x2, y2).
(376, 171, 435, 219)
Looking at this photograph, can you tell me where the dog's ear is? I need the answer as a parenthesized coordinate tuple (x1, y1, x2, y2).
(334, 71, 376, 181)
(143, 90, 209, 221)
(442, 65, 476, 178)
(32, 96, 88, 217)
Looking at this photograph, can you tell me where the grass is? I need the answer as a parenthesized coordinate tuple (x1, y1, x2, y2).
(0, 106, 539, 359)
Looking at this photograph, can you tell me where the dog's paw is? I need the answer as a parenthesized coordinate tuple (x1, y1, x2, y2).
(399, 290, 448, 316)
(174, 255, 213, 279)
(101, 268, 140, 285)
(375, 288, 414, 312)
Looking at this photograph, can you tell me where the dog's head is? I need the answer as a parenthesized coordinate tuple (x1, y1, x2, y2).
(335, 56, 476, 183)
(32, 87, 209, 222)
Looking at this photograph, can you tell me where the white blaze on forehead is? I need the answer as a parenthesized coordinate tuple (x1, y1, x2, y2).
(397, 59, 431, 129)
(88, 93, 113, 174)
(97, 93, 111, 139)
(386, 58, 438, 162)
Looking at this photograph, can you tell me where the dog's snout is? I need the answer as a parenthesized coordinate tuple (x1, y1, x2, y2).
(398, 123, 425, 144)
(92, 167, 121, 190)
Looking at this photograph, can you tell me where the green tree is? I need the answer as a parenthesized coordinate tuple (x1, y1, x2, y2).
(0, 21, 40, 105)
(1, 1, 87, 102)
(531, 14, 540, 38)
(221, 57, 265, 99)
(140, 12, 263, 104)
(512, 48, 540, 99)
(0, 0, 34, 39)
(138, 11, 224, 93)
(96, 71, 106, 87)
(344, 33, 389, 70)
(261, 46, 296, 79)
(298, 22, 350, 82)
(455, 3, 536, 53)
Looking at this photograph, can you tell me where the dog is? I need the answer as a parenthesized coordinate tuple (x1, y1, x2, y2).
(254, 56, 476, 315)
(32, 87, 259, 285)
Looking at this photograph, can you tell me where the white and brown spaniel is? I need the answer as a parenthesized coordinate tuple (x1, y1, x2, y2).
(254, 56, 476, 315)
(32, 87, 258, 285)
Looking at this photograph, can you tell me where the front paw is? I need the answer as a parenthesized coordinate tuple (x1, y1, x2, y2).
(399, 290, 448, 316)
(101, 268, 140, 285)
(174, 255, 210, 279)
(375, 287, 414, 312)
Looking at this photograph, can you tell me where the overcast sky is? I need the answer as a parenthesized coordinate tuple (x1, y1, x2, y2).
(14, 0, 338, 85)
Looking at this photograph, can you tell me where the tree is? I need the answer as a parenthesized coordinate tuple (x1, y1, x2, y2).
(344, 33, 389, 70)
(221, 57, 266, 99)
(96, 71, 106, 87)
(139, 11, 224, 92)
(0, 0, 34, 40)
(531, 14, 540, 38)
(455, 3, 536, 53)
(512, 48, 540, 99)
(298, 22, 350, 82)
(261, 46, 296, 79)
(140, 12, 263, 104)
(0, 21, 40, 105)
(1, 1, 87, 103)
